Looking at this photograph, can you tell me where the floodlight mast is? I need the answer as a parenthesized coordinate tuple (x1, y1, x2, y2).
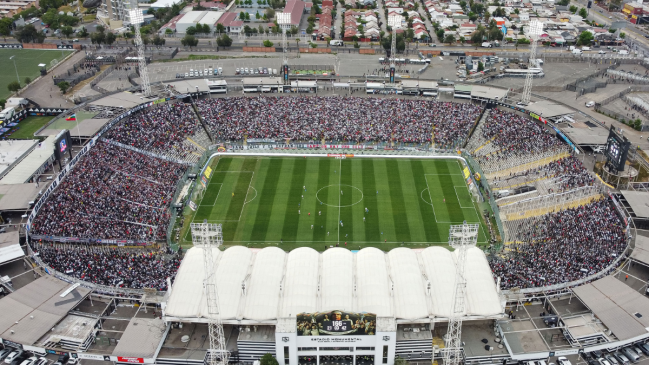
(129, 1, 151, 97)
(443, 221, 479, 365)
(387, 15, 399, 84)
(521, 21, 543, 105)
(277, 12, 291, 85)
(191, 222, 229, 365)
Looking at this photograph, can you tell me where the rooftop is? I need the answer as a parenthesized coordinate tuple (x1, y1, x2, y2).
(0, 136, 55, 185)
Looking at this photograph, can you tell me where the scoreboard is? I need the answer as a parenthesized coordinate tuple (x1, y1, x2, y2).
(605, 126, 631, 172)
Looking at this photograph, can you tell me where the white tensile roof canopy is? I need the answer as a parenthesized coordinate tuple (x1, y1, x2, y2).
(164, 246, 503, 323)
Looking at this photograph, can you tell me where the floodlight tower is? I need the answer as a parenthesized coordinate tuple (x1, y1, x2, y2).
(277, 12, 291, 85)
(521, 21, 543, 105)
(443, 221, 479, 365)
(387, 15, 400, 84)
(129, 2, 151, 97)
(190, 223, 229, 365)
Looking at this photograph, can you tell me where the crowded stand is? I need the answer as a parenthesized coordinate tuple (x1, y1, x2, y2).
(475, 109, 564, 160)
(105, 102, 204, 161)
(490, 199, 626, 290)
(30, 141, 186, 241)
(492, 156, 595, 193)
(196, 97, 483, 146)
(34, 244, 181, 291)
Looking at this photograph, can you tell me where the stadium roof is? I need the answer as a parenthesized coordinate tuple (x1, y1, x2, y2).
(90, 92, 157, 109)
(112, 318, 167, 359)
(0, 231, 23, 265)
(0, 139, 39, 178)
(0, 136, 55, 185)
(0, 276, 91, 345)
(630, 234, 649, 267)
(38, 119, 111, 139)
(164, 246, 502, 323)
(573, 275, 649, 341)
(619, 190, 649, 219)
(0, 183, 50, 211)
(526, 99, 575, 119)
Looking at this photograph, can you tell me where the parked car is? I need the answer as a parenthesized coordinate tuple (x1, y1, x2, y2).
(605, 355, 619, 365)
(614, 351, 630, 365)
(622, 348, 640, 363)
(19, 357, 38, 365)
(636, 344, 649, 356)
(33, 358, 47, 365)
(558, 357, 573, 365)
(4, 351, 23, 364)
(586, 101, 595, 107)
(598, 50, 607, 54)
(0, 350, 12, 362)
(8, 354, 28, 365)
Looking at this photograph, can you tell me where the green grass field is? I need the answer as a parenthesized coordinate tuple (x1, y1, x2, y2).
(0, 49, 73, 100)
(179, 156, 488, 252)
(6, 116, 51, 139)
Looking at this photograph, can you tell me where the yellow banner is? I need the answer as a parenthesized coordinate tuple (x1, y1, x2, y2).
(204, 166, 213, 179)
(463, 167, 470, 179)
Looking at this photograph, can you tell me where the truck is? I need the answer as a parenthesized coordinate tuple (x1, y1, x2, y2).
(0, 107, 15, 121)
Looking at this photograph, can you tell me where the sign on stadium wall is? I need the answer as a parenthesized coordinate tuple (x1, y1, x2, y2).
(117, 357, 144, 363)
(297, 311, 377, 336)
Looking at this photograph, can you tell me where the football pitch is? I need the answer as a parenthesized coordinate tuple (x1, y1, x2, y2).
(180, 156, 488, 251)
(0, 49, 73, 100)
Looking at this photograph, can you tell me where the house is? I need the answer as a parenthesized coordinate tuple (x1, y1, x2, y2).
(281, 0, 306, 29)
(460, 22, 476, 31)
(493, 16, 506, 26)
(414, 28, 428, 38)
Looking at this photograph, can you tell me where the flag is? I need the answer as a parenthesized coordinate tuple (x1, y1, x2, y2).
(66, 114, 76, 121)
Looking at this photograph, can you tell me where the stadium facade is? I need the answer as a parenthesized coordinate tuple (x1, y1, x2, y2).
(163, 246, 503, 365)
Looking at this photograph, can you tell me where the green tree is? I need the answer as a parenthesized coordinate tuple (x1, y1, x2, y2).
(290, 25, 298, 35)
(216, 23, 226, 34)
(265, 8, 275, 18)
(90, 31, 105, 44)
(181, 34, 199, 49)
(459, 36, 465, 45)
(186, 26, 197, 35)
(0, 17, 13, 36)
(96, 25, 105, 33)
(577, 30, 593, 45)
(216, 33, 232, 47)
(255, 10, 260, 19)
(152, 34, 166, 45)
(477, 61, 484, 71)
(7, 81, 20, 92)
(263, 39, 274, 47)
(15, 24, 45, 43)
(394, 357, 407, 365)
(471, 24, 485, 49)
(354, 41, 360, 48)
(444, 34, 455, 45)
(24, 77, 31, 85)
(620, 32, 626, 39)
(578, 7, 588, 18)
(61, 25, 73, 38)
(165, 28, 174, 35)
(260, 354, 279, 365)
(468, 11, 478, 22)
(569, 5, 577, 12)
(105, 31, 116, 45)
(0, 99, 5, 109)
(57, 81, 70, 94)
(77, 26, 89, 38)
(310, 42, 317, 48)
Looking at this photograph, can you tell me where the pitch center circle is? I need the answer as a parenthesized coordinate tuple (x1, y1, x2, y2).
(316, 184, 364, 207)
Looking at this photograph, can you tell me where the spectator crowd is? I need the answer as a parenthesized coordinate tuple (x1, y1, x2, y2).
(30, 141, 186, 241)
(35, 244, 181, 291)
(106, 102, 203, 161)
(476, 109, 564, 162)
(490, 199, 626, 289)
(196, 97, 483, 147)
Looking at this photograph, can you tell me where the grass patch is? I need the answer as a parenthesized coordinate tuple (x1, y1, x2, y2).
(176, 156, 490, 252)
(0, 49, 74, 100)
(6, 116, 52, 139)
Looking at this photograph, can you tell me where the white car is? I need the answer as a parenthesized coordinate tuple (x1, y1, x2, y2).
(19, 357, 38, 365)
(586, 101, 595, 107)
(33, 358, 48, 365)
(4, 352, 23, 364)
(557, 357, 573, 365)
(598, 50, 607, 54)
(184, 72, 188, 77)
(204, 68, 208, 75)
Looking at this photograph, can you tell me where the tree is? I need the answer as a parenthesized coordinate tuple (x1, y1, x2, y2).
(0, 99, 5, 109)
(186, 26, 197, 35)
(468, 11, 478, 22)
(7, 81, 20, 92)
(90, 31, 105, 44)
(78, 26, 89, 38)
(569, 5, 577, 13)
(24, 77, 31, 85)
(471, 25, 485, 49)
(15, 24, 45, 43)
(483, 11, 490, 23)
(263, 39, 274, 47)
(153, 34, 166, 45)
(394, 357, 407, 365)
(444, 34, 455, 45)
(477, 61, 484, 72)
(96, 25, 105, 33)
(216, 33, 232, 47)
(181, 34, 199, 49)
(354, 41, 360, 48)
(578, 7, 588, 18)
(105, 31, 116, 45)
(0, 17, 13, 37)
(216, 23, 226, 34)
(265, 8, 275, 18)
(255, 10, 260, 19)
(260, 354, 279, 365)
(620, 32, 626, 39)
(61, 25, 73, 38)
(406, 28, 414, 40)
(459, 36, 465, 45)
(57, 81, 70, 94)
(577, 30, 593, 45)
(310, 42, 317, 48)
(290, 25, 298, 35)
(239, 11, 246, 20)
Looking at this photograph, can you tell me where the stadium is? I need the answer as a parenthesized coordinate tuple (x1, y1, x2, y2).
(0, 89, 646, 365)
